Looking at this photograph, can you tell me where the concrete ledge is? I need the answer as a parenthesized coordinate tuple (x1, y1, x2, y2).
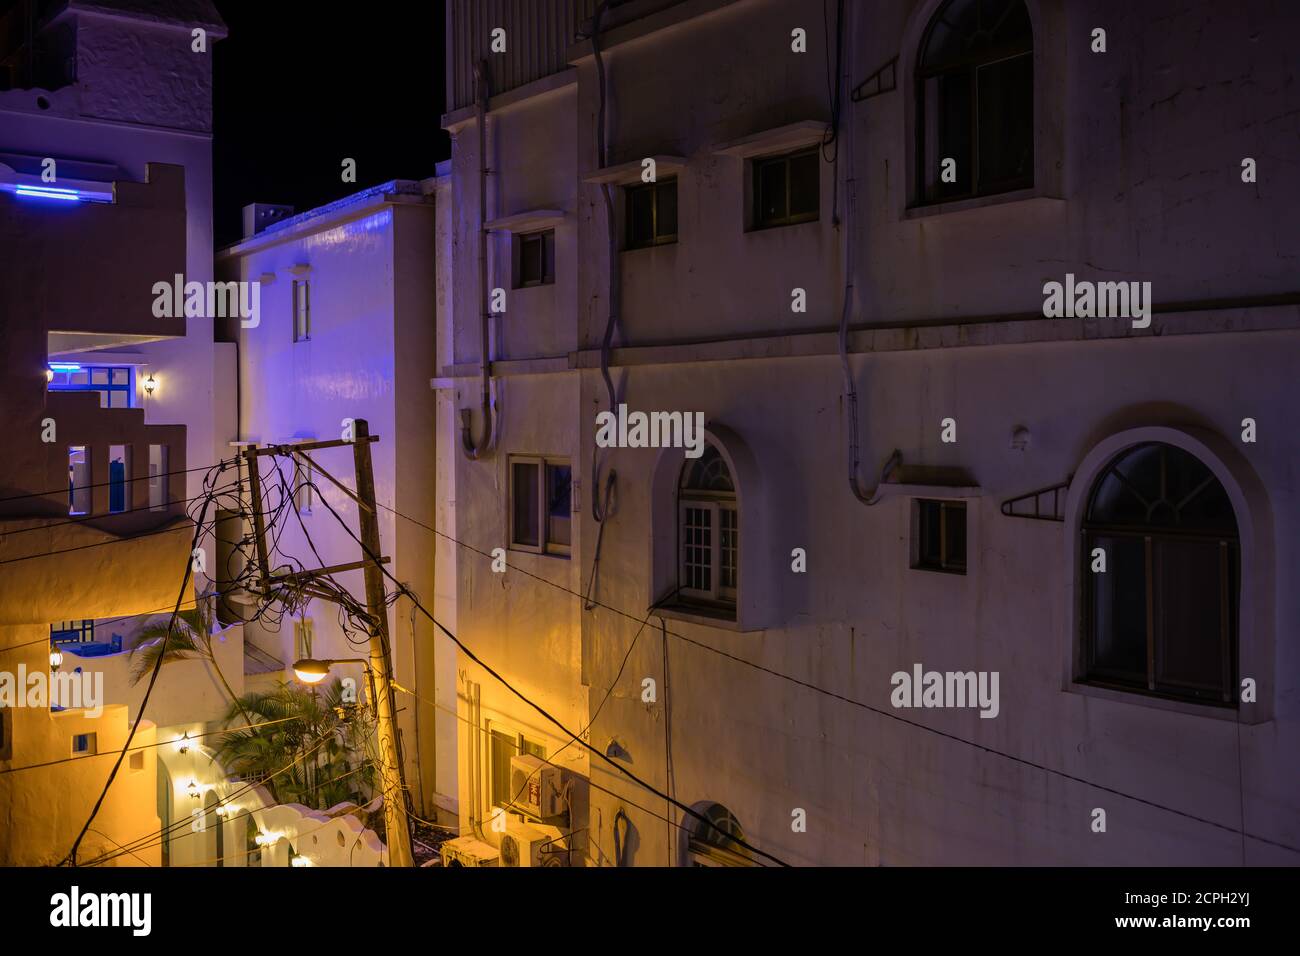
(436, 303, 1300, 379)
(486, 208, 566, 233)
(583, 155, 687, 186)
(713, 120, 829, 158)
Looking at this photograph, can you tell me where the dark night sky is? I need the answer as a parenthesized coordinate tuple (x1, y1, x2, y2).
(212, 1, 449, 247)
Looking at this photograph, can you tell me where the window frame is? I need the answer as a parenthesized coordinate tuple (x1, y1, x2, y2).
(488, 722, 547, 811)
(108, 443, 131, 514)
(148, 443, 169, 512)
(293, 617, 315, 661)
(67, 445, 91, 516)
(677, 448, 739, 609)
(508, 455, 572, 557)
(513, 229, 555, 288)
(750, 146, 821, 230)
(293, 455, 314, 515)
(911, 498, 967, 575)
(48, 364, 134, 408)
(914, 0, 1035, 206)
(1078, 443, 1239, 708)
(624, 177, 678, 250)
(292, 279, 311, 343)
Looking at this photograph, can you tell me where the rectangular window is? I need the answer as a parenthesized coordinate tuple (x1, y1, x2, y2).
(625, 178, 678, 249)
(149, 444, 169, 511)
(679, 501, 739, 604)
(108, 444, 130, 513)
(510, 456, 571, 556)
(912, 499, 967, 574)
(72, 732, 97, 756)
(490, 728, 547, 810)
(514, 230, 555, 287)
(752, 148, 820, 229)
(292, 279, 311, 342)
(68, 446, 90, 515)
(294, 618, 315, 660)
(545, 462, 572, 553)
(48, 364, 133, 408)
(1084, 532, 1237, 704)
(293, 456, 314, 514)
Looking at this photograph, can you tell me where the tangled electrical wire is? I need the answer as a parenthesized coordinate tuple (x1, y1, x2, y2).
(213, 448, 401, 651)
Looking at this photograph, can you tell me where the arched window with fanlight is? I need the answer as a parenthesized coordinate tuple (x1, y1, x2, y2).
(686, 803, 752, 867)
(678, 444, 738, 610)
(1081, 442, 1239, 706)
(916, 0, 1033, 203)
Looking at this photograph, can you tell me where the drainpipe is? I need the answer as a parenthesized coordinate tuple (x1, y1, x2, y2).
(836, 0, 901, 504)
(583, 1, 621, 608)
(462, 60, 496, 460)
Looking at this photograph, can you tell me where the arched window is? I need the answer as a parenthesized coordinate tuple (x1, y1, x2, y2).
(678, 444, 738, 609)
(687, 803, 752, 867)
(1082, 442, 1238, 705)
(916, 0, 1033, 203)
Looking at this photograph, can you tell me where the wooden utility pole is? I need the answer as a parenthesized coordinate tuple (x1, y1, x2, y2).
(350, 419, 414, 867)
(240, 423, 414, 867)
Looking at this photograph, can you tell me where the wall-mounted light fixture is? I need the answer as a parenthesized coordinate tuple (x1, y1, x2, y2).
(290, 854, 312, 867)
(143, 372, 158, 397)
(177, 732, 190, 754)
(187, 780, 200, 800)
(49, 649, 63, 668)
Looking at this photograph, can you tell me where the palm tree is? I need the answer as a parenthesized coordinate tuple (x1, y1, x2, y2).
(214, 679, 376, 810)
(129, 591, 253, 727)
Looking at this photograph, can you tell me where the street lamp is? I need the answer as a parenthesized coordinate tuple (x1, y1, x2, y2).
(292, 657, 369, 685)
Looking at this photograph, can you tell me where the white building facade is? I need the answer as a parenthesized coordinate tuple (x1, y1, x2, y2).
(436, 0, 1300, 866)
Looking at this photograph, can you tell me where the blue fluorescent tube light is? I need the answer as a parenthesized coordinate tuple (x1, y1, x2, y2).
(15, 186, 82, 201)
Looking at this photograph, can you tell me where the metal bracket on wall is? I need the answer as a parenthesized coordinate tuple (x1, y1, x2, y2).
(852, 55, 898, 102)
(1000, 478, 1071, 522)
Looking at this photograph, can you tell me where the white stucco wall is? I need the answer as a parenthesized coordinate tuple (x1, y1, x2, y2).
(438, 0, 1300, 866)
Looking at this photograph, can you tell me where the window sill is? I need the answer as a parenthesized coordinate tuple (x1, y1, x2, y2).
(746, 217, 820, 234)
(1067, 680, 1264, 725)
(903, 187, 1063, 221)
(506, 545, 569, 561)
(655, 603, 760, 633)
(622, 239, 678, 253)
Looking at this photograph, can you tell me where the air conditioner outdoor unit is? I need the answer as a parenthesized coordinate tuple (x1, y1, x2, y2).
(507, 753, 565, 819)
(440, 836, 499, 868)
(499, 820, 557, 868)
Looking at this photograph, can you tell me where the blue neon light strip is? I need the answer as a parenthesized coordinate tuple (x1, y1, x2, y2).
(49, 362, 82, 371)
(15, 186, 82, 201)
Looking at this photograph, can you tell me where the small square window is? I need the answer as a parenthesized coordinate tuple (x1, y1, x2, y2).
(912, 499, 966, 574)
(753, 148, 820, 229)
(72, 732, 97, 756)
(515, 231, 555, 288)
(625, 178, 678, 249)
(129, 750, 145, 771)
(510, 456, 571, 556)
